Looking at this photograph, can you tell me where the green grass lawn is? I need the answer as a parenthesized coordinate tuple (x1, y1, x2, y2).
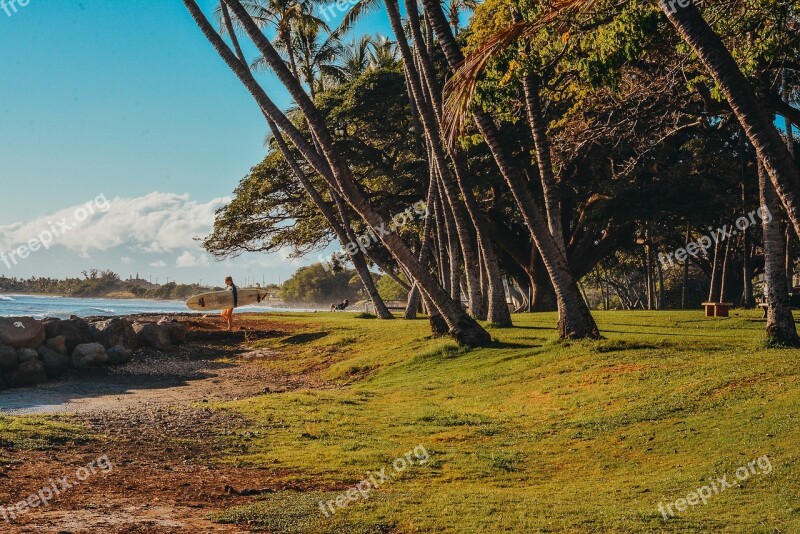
(212, 310, 800, 533)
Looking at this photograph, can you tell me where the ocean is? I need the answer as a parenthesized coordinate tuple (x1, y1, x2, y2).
(0, 294, 304, 319)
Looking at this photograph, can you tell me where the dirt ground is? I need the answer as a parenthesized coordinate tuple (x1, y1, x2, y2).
(0, 315, 328, 533)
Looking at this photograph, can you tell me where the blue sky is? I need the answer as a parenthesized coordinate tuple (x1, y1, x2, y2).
(0, 0, 390, 286)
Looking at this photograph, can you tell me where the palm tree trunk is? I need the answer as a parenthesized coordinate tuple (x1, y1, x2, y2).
(188, 0, 490, 345)
(386, 0, 486, 319)
(522, 74, 566, 256)
(221, 6, 393, 319)
(330, 189, 395, 319)
(221, 0, 491, 344)
(719, 237, 731, 303)
(740, 134, 755, 308)
(403, 0, 510, 325)
(662, 1, 800, 240)
(758, 159, 799, 344)
(708, 238, 722, 302)
(419, 0, 597, 339)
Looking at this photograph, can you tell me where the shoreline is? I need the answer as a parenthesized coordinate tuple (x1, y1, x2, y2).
(0, 293, 184, 302)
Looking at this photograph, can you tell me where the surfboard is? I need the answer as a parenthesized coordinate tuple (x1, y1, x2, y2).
(185, 288, 271, 311)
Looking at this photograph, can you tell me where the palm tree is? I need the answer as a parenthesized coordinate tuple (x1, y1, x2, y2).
(758, 159, 799, 345)
(291, 24, 342, 97)
(323, 35, 374, 85)
(368, 35, 400, 69)
(389, 0, 513, 325)
(218, 0, 326, 78)
(447, 0, 478, 35)
(187, 0, 492, 345)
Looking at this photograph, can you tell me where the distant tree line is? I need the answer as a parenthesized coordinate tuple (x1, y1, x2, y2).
(0, 269, 219, 301)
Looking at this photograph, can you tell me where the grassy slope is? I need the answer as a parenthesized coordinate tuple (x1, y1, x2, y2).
(211, 310, 800, 533)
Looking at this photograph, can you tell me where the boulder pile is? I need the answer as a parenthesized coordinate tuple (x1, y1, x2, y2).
(0, 316, 187, 390)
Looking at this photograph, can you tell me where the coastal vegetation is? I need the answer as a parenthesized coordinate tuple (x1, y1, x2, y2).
(0, 270, 217, 301)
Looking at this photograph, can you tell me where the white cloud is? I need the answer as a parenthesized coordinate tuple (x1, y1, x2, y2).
(0, 192, 229, 255)
(121, 256, 132, 264)
(149, 260, 167, 268)
(176, 250, 209, 268)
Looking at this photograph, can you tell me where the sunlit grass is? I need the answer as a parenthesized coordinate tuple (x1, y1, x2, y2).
(213, 310, 800, 532)
(0, 415, 88, 452)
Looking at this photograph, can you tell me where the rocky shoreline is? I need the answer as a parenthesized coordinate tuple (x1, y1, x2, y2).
(0, 315, 188, 391)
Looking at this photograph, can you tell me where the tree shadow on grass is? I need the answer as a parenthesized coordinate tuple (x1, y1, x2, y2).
(282, 331, 330, 344)
(485, 340, 543, 350)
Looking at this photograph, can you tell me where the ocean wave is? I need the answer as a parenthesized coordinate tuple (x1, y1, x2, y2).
(89, 307, 117, 314)
(0, 296, 14, 301)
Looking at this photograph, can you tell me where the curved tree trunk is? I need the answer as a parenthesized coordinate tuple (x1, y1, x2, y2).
(758, 160, 799, 344)
(530, 243, 558, 312)
(222, 0, 489, 344)
(330, 189, 395, 319)
(662, 1, 800, 241)
(188, 0, 490, 345)
(523, 74, 566, 257)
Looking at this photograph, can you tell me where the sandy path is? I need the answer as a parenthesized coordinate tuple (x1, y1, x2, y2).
(0, 316, 326, 533)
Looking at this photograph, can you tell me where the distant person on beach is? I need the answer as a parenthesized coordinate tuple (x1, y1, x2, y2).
(222, 276, 238, 331)
(330, 299, 349, 312)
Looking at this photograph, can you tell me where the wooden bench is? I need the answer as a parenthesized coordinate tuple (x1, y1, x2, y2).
(702, 302, 734, 317)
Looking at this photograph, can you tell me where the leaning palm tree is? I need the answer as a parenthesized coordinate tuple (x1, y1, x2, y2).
(421, 0, 599, 338)
(185, 0, 492, 345)
(659, 0, 800, 242)
(218, 2, 395, 319)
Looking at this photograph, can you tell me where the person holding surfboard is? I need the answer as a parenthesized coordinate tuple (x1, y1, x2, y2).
(221, 276, 238, 331)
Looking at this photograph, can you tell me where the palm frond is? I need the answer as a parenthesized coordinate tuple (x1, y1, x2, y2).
(442, 0, 600, 144)
(329, 0, 382, 40)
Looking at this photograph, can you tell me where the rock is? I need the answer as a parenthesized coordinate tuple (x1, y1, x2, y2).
(0, 344, 17, 371)
(16, 348, 39, 363)
(38, 346, 70, 379)
(89, 318, 138, 350)
(0, 317, 46, 349)
(132, 322, 172, 351)
(162, 322, 187, 345)
(71, 343, 109, 368)
(45, 335, 68, 356)
(6, 360, 48, 387)
(107, 344, 134, 365)
(44, 318, 90, 353)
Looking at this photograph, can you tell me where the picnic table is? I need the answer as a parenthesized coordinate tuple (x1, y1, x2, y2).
(702, 302, 734, 317)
